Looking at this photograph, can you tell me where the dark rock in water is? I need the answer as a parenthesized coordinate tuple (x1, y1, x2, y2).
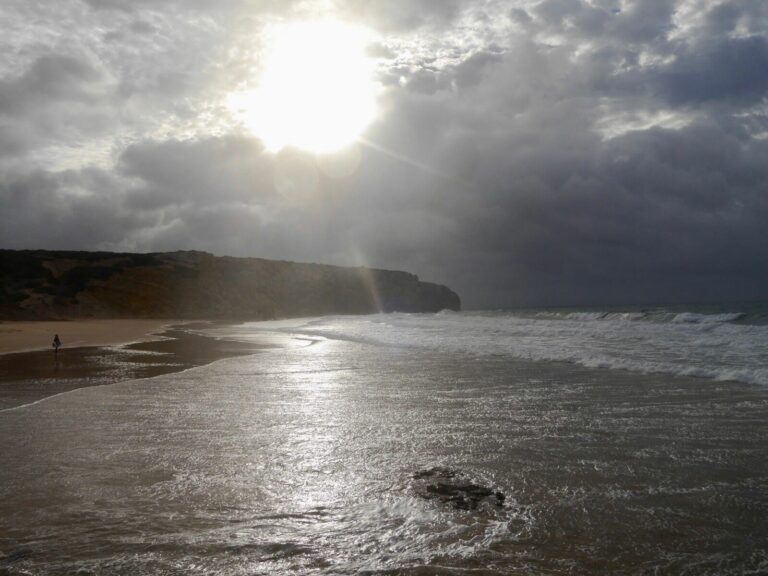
(412, 467, 505, 510)
(413, 466, 456, 481)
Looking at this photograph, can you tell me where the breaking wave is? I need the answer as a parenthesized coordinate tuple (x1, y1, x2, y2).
(532, 309, 754, 324)
(251, 306, 768, 387)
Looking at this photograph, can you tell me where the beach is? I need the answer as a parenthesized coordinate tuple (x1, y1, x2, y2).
(0, 321, 271, 411)
(0, 319, 179, 355)
(1, 311, 767, 574)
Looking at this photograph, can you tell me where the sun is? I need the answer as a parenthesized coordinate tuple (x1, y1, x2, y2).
(230, 20, 378, 154)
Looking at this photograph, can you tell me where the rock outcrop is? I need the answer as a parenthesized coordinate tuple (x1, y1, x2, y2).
(412, 467, 505, 510)
(0, 250, 461, 320)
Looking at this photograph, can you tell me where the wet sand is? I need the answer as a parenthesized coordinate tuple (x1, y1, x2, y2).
(0, 319, 180, 355)
(0, 324, 269, 411)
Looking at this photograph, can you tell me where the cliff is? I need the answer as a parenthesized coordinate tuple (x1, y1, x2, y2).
(0, 250, 460, 320)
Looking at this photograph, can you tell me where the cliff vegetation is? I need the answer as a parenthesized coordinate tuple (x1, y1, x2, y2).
(0, 250, 460, 320)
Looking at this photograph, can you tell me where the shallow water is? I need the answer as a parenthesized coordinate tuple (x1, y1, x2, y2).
(1, 321, 767, 574)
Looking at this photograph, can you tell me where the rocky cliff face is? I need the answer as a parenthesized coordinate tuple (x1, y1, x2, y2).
(0, 250, 460, 320)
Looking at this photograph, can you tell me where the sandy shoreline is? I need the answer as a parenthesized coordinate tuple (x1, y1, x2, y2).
(0, 323, 270, 411)
(0, 319, 181, 355)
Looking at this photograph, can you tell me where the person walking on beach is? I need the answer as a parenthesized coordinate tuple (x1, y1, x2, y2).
(52, 334, 61, 358)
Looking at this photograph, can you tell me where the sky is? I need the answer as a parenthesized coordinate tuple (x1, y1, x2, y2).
(1, 0, 767, 308)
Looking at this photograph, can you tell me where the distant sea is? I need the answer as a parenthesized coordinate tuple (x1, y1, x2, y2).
(1, 303, 767, 574)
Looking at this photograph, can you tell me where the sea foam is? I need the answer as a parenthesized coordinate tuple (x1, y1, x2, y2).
(250, 309, 768, 386)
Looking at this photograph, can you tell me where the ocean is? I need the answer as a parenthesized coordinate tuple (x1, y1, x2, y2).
(1, 304, 767, 574)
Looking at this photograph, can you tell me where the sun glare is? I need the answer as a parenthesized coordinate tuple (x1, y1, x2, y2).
(231, 20, 378, 154)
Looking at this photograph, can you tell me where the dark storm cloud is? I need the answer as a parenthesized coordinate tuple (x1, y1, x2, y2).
(0, 168, 147, 249)
(0, 51, 113, 159)
(348, 6, 768, 306)
(652, 36, 768, 105)
(1, 0, 767, 306)
(0, 54, 102, 114)
(520, 0, 674, 43)
(119, 136, 272, 209)
(443, 120, 768, 305)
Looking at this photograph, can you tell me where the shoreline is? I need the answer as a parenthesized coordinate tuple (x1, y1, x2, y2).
(0, 319, 186, 356)
(0, 323, 271, 411)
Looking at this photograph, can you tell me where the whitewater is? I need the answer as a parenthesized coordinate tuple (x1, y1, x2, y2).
(220, 305, 768, 387)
